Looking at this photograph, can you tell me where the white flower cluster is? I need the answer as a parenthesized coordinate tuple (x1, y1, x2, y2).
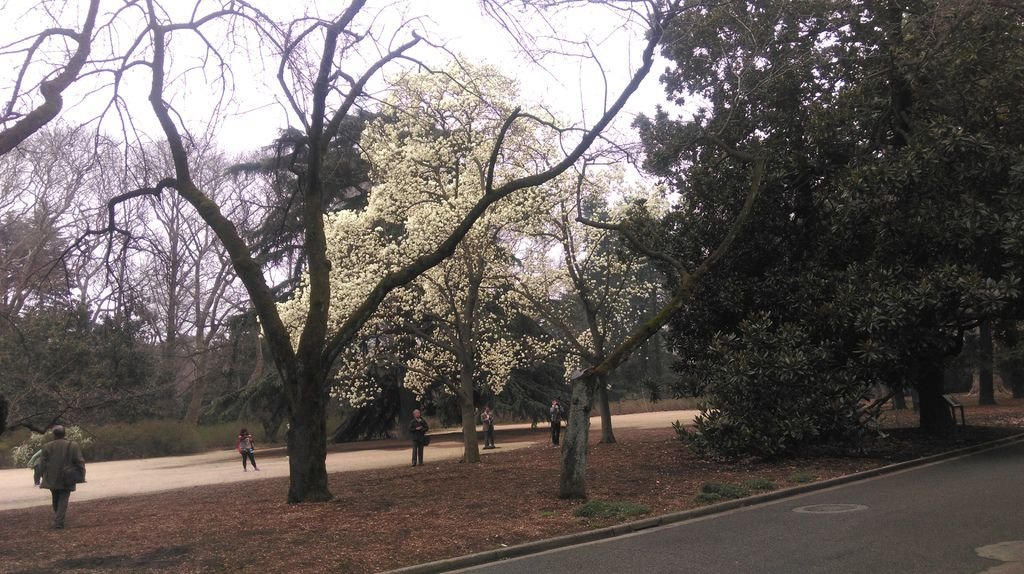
(312, 63, 564, 406)
(10, 426, 94, 467)
(511, 167, 670, 378)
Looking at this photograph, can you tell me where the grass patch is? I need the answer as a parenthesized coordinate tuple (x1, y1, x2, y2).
(573, 500, 650, 520)
(695, 478, 776, 504)
(740, 477, 777, 492)
(694, 482, 749, 504)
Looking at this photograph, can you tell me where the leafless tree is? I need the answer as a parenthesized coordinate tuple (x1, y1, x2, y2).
(0, 124, 133, 434)
(136, 141, 255, 425)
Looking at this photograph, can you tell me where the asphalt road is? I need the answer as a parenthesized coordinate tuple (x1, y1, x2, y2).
(451, 438, 1024, 574)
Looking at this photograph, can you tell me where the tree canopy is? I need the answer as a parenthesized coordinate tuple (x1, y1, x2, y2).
(638, 0, 1024, 457)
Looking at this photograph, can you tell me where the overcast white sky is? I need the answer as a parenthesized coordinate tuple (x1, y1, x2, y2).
(214, 0, 677, 153)
(4, 0, 681, 155)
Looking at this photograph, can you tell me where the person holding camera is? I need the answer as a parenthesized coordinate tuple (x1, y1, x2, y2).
(237, 428, 259, 472)
(549, 398, 564, 446)
(409, 409, 429, 467)
(481, 405, 496, 449)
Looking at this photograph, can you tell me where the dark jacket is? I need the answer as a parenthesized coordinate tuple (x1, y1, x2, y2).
(409, 417, 429, 444)
(40, 438, 85, 491)
(550, 404, 563, 423)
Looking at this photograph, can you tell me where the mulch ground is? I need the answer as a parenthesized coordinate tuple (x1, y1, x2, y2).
(2, 397, 1023, 573)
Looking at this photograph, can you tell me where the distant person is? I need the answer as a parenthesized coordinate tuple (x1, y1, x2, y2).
(550, 399, 564, 446)
(481, 406, 496, 449)
(409, 409, 429, 467)
(237, 428, 259, 472)
(39, 425, 85, 529)
(28, 448, 43, 487)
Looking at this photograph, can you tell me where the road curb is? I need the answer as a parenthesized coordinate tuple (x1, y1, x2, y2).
(386, 431, 1024, 574)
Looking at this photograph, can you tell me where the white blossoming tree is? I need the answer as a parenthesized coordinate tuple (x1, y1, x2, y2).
(513, 166, 668, 445)
(243, 1, 671, 497)
(554, 148, 767, 498)
(291, 64, 552, 464)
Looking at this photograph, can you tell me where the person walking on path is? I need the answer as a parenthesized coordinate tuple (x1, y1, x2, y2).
(237, 429, 259, 472)
(550, 399, 564, 446)
(28, 449, 43, 487)
(481, 406, 496, 449)
(39, 425, 85, 529)
(409, 409, 429, 466)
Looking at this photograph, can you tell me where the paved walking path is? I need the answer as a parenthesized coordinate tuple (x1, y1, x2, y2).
(0, 410, 697, 512)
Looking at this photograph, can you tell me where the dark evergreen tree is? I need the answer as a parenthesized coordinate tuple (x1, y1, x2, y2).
(638, 0, 1024, 456)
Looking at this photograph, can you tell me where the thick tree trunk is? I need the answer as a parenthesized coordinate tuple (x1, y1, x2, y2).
(979, 320, 996, 405)
(1007, 355, 1024, 399)
(893, 389, 908, 410)
(597, 376, 615, 444)
(559, 375, 596, 499)
(183, 375, 205, 425)
(1010, 365, 1024, 399)
(460, 366, 480, 463)
(183, 346, 208, 425)
(917, 363, 954, 433)
(0, 393, 7, 434)
(286, 370, 332, 503)
(999, 322, 1024, 398)
(398, 386, 418, 439)
(262, 404, 286, 444)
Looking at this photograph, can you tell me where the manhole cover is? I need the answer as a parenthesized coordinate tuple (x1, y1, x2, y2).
(792, 504, 868, 514)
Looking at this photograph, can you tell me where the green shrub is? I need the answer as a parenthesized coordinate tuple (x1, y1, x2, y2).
(740, 477, 777, 492)
(573, 500, 650, 520)
(2, 420, 274, 466)
(694, 482, 749, 504)
(85, 420, 203, 461)
(194, 421, 269, 450)
(788, 471, 817, 484)
(0, 429, 29, 467)
(10, 427, 94, 467)
(685, 314, 867, 459)
(609, 397, 700, 415)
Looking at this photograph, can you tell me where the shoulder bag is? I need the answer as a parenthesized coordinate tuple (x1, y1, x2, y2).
(62, 442, 86, 484)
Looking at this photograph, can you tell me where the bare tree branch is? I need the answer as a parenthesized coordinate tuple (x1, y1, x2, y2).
(0, 0, 101, 156)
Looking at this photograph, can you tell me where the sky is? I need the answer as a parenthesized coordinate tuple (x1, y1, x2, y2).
(197, 0, 679, 155)
(3, 0, 682, 156)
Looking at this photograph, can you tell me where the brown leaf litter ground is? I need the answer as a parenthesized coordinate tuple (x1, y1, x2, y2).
(2, 397, 1023, 573)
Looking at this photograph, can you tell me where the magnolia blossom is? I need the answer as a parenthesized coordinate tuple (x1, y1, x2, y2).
(511, 166, 669, 382)
(278, 63, 557, 408)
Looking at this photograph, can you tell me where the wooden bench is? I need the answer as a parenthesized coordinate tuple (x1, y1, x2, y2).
(943, 394, 965, 426)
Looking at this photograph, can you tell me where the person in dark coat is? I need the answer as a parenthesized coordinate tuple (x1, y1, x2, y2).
(39, 425, 85, 529)
(409, 409, 429, 466)
(550, 399, 563, 446)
